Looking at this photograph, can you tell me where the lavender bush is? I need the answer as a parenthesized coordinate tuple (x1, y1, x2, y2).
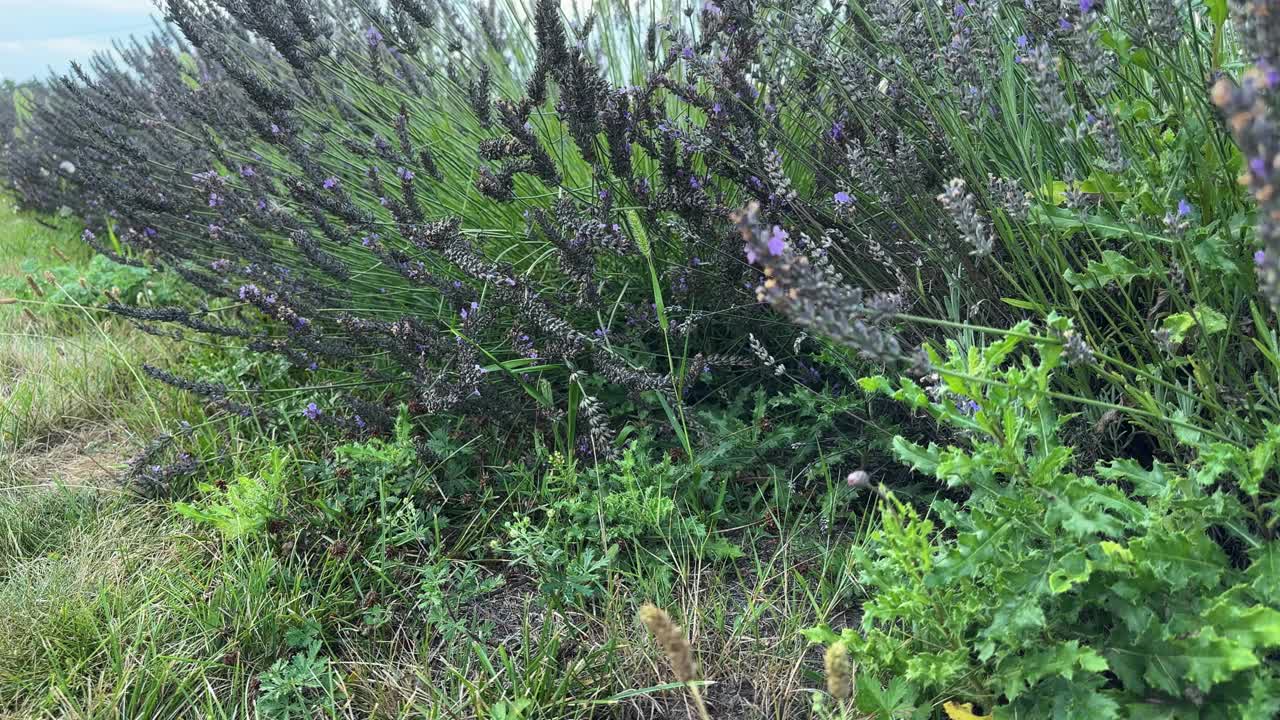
(4, 1, 1280, 713)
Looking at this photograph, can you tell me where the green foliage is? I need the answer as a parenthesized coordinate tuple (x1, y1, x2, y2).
(175, 448, 287, 539)
(256, 620, 340, 720)
(2, 253, 182, 321)
(814, 321, 1280, 718)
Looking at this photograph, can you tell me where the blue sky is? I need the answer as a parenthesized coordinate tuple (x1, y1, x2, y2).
(0, 0, 158, 82)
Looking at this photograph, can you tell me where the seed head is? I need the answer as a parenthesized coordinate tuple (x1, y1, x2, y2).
(638, 604, 697, 683)
(824, 641, 853, 700)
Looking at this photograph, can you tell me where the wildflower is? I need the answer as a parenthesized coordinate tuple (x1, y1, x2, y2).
(240, 165, 256, 177)
(366, 26, 383, 48)
(303, 402, 322, 420)
(323, 177, 339, 190)
(1165, 198, 1192, 235)
(1256, 250, 1267, 266)
(397, 167, 415, 181)
(766, 226, 788, 256)
(834, 191, 852, 205)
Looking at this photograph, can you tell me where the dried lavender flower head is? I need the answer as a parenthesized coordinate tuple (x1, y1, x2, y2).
(937, 178, 993, 257)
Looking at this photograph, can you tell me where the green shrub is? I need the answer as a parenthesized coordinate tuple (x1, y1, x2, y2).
(810, 318, 1280, 718)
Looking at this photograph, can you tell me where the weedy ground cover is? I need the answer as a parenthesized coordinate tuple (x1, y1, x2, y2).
(1, 0, 1279, 718)
(0, 200, 874, 718)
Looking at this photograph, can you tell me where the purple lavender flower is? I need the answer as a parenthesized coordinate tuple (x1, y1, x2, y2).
(211, 259, 231, 272)
(257, 198, 268, 211)
(82, 229, 95, 241)
(712, 102, 722, 115)
(240, 165, 256, 177)
(303, 402, 322, 420)
(1256, 250, 1267, 266)
(1250, 156, 1267, 176)
(270, 123, 281, 135)
(703, 0, 722, 16)
(1016, 35, 1029, 49)
(144, 227, 157, 238)
(1177, 198, 1193, 218)
(354, 415, 366, 430)
(954, 3, 966, 18)
(681, 46, 694, 60)
(208, 192, 223, 208)
(766, 226, 788, 256)
(397, 167, 415, 181)
(834, 191, 852, 205)
(366, 26, 383, 48)
(323, 176, 339, 190)
(1079, 0, 1094, 12)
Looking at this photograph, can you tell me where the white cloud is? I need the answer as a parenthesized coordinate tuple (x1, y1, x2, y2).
(0, 36, 115, 55)
(0, 0, 156, 10)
